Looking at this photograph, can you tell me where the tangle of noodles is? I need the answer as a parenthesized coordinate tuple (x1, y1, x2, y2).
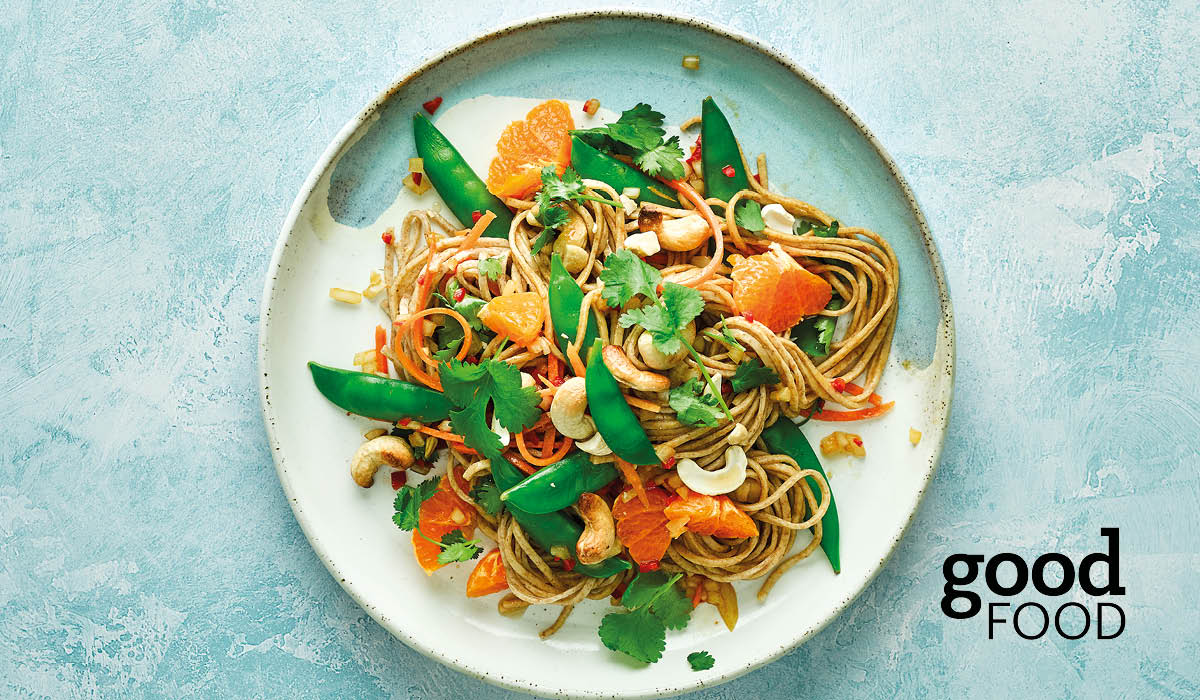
(374, 121, 898, 637)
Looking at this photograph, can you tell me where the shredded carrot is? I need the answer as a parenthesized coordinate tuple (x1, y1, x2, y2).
(623, 394, 663, 413)
(616, 458, 649, 508)
(507, 454, 538, 476)
(541, 423, 558, 459)
(458, 210, 495, 253)
(374, 325, 388, 374)
(416, 425, 466, 443)
(392, 333, 441, 390)
(515, 430, 574, 466)
(844, 382, 885, 406)
(814, 402, 895, 421)
(410, 306, 473, 367)
(448, 442, 478, 456)
(663, 178, 722, 288)
(547, 354, 561, 384)
(566, 340, 587, 377)
(691, 580, 705, 608)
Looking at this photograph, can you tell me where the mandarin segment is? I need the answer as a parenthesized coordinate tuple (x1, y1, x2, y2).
(477, 292, 546, 346)
(664, 492, 758, 539)
(465, 549, 508, 597)
(731, 252, 832, 332)
(613, 487, 672, 565)
(413, 468, 476, 574)
(486, 99, 575, 199)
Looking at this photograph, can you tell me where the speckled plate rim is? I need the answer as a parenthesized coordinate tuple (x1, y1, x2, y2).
(259, 9, 955, 698)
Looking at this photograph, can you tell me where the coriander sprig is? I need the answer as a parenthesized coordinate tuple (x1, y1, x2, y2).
(601, 250, 734, 422)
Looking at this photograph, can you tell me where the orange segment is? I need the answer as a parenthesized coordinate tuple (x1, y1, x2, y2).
(664, 492, 758, 539)
(731, 250, 832, 332)
(413, 467, 476, 574)
(487, 100, 574, 199)
(466, 549, 508, 597)
(478, 292, 546, 346)
(613, 487, 672, 566)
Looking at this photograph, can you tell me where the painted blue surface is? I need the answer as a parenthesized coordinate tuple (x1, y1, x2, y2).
(2, 2, 1197, 699)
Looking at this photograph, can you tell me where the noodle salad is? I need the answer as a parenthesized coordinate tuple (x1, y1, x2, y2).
(310, 96, 899, 667)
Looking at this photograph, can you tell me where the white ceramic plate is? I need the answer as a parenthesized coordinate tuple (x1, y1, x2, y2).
(259, 10, 954, 698)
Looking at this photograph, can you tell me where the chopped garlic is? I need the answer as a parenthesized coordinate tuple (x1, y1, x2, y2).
(909, 428, 923, 446)
(821, 430, 865, 458)
(621, 187, 641, 199)
(618, 194, 638, 216)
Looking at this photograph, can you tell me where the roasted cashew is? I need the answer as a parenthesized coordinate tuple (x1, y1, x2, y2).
(676, 446, 748, 495)
(659, 214, 711, 252)
(636, 322, 694, 370)
(350, 435, 415, 488)
(549, 377, 596, 440)
(601, 345, 670, 392)
(576, 431, 612, 456)
(575, 492, 616, 565)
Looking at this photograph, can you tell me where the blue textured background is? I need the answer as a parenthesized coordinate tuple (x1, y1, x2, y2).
(3, 1, 1198, 698)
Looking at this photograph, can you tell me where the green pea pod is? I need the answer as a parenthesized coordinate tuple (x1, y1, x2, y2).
(308, 362, 451, 423)
(500, 451, 618, 514)
(791, 296, 845, 358)
(700, 97, 751, 207)
(413, 113, 512, 238)
(585, 342, 660, 465)
(760, 418, 841, 573)
(491, 454, 630, 579)
(570, 137, 680, 207)
(548, 253, 600, 357)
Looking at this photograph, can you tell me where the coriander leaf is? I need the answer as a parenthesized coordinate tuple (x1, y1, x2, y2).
(571, 103, 667, 153)
(392, 480, 439, 531)
(477, 256, 504, 280)
(600, 249, 662, 308)
(468, 477, 504, 516)
(659, 282, 704, 333)
(702, 317, 745, 352)
(620, 570, 677, 609)
(539, 165, 584, 201)
(668, 378, 723, 428)
(433, 285, 487, 331)
(530, 220, 560, 255)
(688, 651, 715, 671)
(634, 135, 685, 180)
(619, 305, 680, 355)
(729, 359, 781, 393)
(734, 200, 765, 233)
(649, 586, 693, 631)
(439, 359, 490, 406)
(437, 530, 483, 564)
(485, 361, 542, 432)
(432, 338, 461, 362)
(598, 608, 666, 664)
(793, 219, 839, 238)
(449, 401, 504, 458)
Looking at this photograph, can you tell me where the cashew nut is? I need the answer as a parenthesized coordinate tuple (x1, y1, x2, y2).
(760, 203, 795, 232)
(552, 225, 589, 273)
(576, 431, 612, 456)
(623, 231, 661, 258)
(727, 422, 751, 446)
(601, 345, 670, 392)
(676, 446, 748, 495)
(637, 322, 694, 370)
(659, 214, 711, 252)
(549, 377, 596, 440)
(575, 492, 616, 565)
(350, 435, 415, 488)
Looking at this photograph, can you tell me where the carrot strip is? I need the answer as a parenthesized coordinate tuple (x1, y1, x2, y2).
(691, 580, 705, 609)
(616, 458, 648, 508)
(459, 210, 496, 253)
(844, 382, 884, 406)
(374, 325, 388, 374)
(541, 424, 558, 459)
(515, 430, 573, 466)
(409, 307, 473, 368)
(416, 425, 466, 443)
(449, 442, 478, 456)
(813, 402, 895, 421)
(547, 354, 561, 384)
(566, 340, 587, 377)
(507, 454, 538, 476)
(663, 178, 723, 288)
(623, 394, 663, 413)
